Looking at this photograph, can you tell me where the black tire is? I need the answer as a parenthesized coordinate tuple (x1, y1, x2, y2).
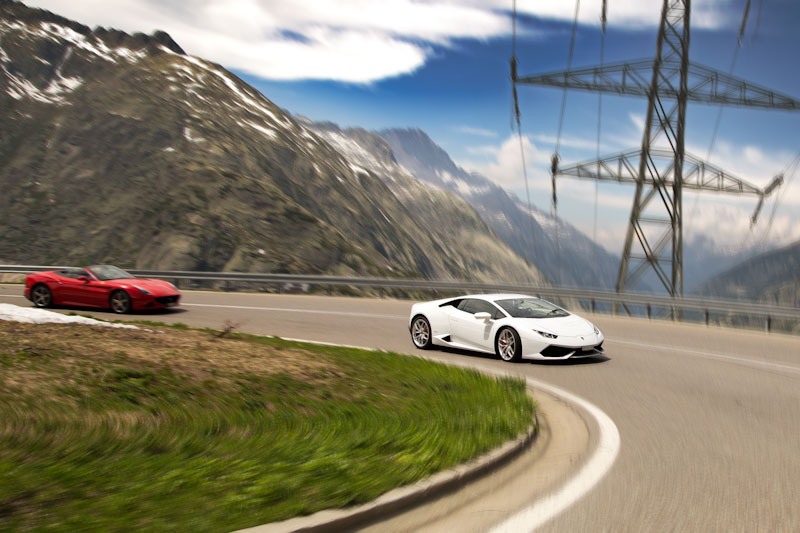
(496, 327, 522, 362)
(31, 284, 52, 308)
(110, 290, 132, 314)
(410, 315, 433, 349)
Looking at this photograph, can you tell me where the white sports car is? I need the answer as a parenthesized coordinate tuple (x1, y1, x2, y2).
(408, 294, 604, 362)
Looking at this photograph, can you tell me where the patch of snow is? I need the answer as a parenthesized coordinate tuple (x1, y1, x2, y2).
(172, 62, 197, 79)
(240, 119, 276, 139)
(529, 209, 557, 231)
(182, 55, 292, 128)
(438, 170, 456, 184)
(113, 47, 148, 63)
(349, 164, 368, 175)
(454, 179, 490, 197)
(38, 22, 117, 63)
(316, 130, 378, 170)
(376, 208, 391, 224)
(0, 303, 138, 329)
(183, 126, 205, 143)
(163, 147, 175, 152)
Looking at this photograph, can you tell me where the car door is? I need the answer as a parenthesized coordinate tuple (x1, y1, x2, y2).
(450, 299, 500, 351)
(53, 268, 90, 305)
(58, 268, 107, 308)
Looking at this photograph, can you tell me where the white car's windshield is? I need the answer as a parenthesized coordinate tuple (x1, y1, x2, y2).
(87, 265, 134, 281)
(495, 298, 569, 319)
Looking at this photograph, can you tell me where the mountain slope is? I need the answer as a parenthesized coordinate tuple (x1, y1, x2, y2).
(302, 120, 545, 284)
(379, 128, 620, 288)
(697, 239, 800, 306)
(0, 0, 541, 283)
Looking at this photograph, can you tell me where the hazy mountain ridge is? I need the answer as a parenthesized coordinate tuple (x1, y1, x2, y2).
(0, 1, 545, 283)
(379, 128, 620, 288)
(302, 120, 546, 284)
(697, 239, 800, 306)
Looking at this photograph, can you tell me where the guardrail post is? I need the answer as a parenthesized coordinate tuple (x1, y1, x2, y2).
(646, 304, 651, 320)
(591, 298, 595, 313)
(766, 316, 772, 333)
(704, 310, 709, 326)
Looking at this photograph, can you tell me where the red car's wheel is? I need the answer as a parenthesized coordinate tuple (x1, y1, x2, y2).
(31, 284, 52, 308)
(110, 290, 132, 314)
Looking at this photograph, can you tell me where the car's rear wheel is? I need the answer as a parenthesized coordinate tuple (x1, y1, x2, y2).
(496, 327, 522, 362)
(110, 290, 132, 314)
(411, 315, 432, 349)
(31, 284, 52, 308)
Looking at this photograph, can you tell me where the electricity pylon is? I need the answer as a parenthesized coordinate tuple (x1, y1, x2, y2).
(514, 0, 799, 300)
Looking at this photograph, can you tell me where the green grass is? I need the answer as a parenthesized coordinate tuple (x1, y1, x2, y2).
(0, 322, 534, 532)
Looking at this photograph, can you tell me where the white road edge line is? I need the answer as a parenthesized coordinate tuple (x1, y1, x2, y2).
(614, 338, 800, 376)
(486, 375, 620, 533)
(278, 335, 621, 533)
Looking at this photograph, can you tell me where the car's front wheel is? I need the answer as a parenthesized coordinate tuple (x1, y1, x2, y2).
(496, 327, 522, 362)
(110, 290, 132, 314)
(31, 284, 52, 308)
(411, 315, 432, 349)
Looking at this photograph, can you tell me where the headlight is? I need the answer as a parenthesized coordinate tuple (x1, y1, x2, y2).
(133, 285, 152, 295)
(534, 329, 558, 339)
(593, 325, 600, 335)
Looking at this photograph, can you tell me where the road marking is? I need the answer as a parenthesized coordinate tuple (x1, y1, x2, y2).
(182, 302, 405, 320)
(0, 295, 25, 298)
(613, 338, 800, 377)
(485, 376, 620, 533)
(269, 335, 620, 533)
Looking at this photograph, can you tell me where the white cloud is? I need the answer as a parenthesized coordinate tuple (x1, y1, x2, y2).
(25, 0, 734, 84)
(25, 0, 506, 83)
(481, 0, 729, 30)
(460, 134, 551, 189)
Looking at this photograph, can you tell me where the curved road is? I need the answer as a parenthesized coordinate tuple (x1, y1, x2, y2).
(2, 286, 799, 531)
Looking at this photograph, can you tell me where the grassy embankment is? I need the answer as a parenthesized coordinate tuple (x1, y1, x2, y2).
(0, 320, 534, 532)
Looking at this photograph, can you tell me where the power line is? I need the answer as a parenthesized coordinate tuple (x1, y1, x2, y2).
(510, 0, 538, 269)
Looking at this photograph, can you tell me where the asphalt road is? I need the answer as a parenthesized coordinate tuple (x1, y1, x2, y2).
(2, 286, 800, 531)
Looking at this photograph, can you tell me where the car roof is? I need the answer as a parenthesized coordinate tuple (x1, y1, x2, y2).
(461, 293, 535, 302)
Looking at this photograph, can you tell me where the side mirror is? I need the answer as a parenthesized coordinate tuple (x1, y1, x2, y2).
(474, 312, 491, 321)
(78, 276, 89, 282)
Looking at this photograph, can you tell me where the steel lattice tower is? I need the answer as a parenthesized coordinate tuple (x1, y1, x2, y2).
(514, 0, 798, 301)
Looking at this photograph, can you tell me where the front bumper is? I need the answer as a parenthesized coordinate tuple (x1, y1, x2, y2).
(521, 332, 605, 360)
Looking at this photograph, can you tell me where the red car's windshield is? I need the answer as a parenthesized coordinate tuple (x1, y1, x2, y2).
(87, 265, 134, 281)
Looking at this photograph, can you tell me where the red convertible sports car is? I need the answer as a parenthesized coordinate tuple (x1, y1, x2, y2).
(24, 265, 181, 313)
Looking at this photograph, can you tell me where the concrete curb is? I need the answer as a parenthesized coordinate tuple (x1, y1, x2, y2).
(237, 390, 540, 533)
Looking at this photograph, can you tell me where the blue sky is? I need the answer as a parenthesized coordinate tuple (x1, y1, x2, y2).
(25, 0, 800, 253)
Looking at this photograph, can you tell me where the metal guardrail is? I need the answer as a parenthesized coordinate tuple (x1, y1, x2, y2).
(2, 265, 799, 331)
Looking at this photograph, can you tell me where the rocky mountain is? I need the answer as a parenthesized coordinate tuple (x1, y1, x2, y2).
(697, 238, 800, 306)
(302, 120, 545, 284)
(379, 128, 620, 288)
(0, 0, 545, 284)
